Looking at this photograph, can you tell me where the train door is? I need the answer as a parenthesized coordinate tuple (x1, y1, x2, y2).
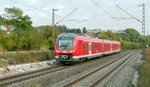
(110, 41, 113, 52)
(88, 42, 92, 55)
(79, 40, 83, 56)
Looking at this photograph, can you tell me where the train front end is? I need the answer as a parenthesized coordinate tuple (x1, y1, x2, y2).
(54, 33, 76, 64)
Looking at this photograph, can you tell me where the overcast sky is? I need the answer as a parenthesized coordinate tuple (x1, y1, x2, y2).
(0, 0, 149, 34)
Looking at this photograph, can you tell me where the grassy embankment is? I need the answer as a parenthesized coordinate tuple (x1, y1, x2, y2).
(138, 48, 150, 87)
(0, 51, 53, 67)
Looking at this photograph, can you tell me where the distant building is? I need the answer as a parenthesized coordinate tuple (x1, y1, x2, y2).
(111, 30, 126, 34)
(87, 29, 103, 33)
(0, 25, 7, 31)
(0, 25, 13, 31)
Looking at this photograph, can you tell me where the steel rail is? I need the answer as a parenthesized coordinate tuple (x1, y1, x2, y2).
(89, 52, 135, 87)
(62, 52, 135, 87)
(0, 66, 67, 87)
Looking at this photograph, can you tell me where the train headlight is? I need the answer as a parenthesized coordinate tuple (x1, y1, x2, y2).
(56, 50, 60, 52)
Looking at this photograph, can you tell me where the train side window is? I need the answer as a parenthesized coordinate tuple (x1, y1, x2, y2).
(83, 44, 88, 50)
(83, 44, 85, 50)
(84, 44, 86, 50)
(96, 45, 98, 50)
(79, 41, 82, 46)
(83, 44, 87, 51)
(92, 44, 94, 50)
(86, 44, 88, 50)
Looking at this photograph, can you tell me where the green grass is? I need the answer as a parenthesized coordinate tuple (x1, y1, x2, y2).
(0, 61, 8, 67)
(0, 51, 53, 67)
(138, 48, 150, 87)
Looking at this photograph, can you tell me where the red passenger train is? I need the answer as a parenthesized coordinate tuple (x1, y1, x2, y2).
(54, 33, 121, 64)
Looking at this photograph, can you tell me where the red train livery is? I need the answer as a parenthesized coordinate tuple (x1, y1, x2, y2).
(54, 33, 121, 64)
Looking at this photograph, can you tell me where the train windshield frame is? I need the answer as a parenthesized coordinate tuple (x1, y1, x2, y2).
(58, 37, 74, 50)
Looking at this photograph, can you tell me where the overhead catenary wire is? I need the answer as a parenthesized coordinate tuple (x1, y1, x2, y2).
(8, 0, 64, 18)
(9, 0, 80, 23)
(112, 17, 134, 19)
(55, 8, 78, 24)
(90, 0, 114, 20)
(90, 0, 126, 29)
(9, 0, 50, 13)
(116, 5, 142, 23)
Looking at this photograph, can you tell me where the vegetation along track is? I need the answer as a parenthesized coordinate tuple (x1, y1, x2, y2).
(61, 52, 136, 87)
(0, 65, 67, 87)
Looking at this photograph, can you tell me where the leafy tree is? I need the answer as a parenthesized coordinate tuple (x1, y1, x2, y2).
(117, 30, 130, 41)
(30, 29, 43, 50)
(98, 32, 109, 39)
(0, 16, 3, 26)
(125, 28, 141, 42)
(2, 7, 33, 53)
(57, 25, 68, 32)
(67, 28, 81, 33)
(138, 36, 147, 43)
(86, 32, 95, 37)
(5, 7, 23, 18)
(57, 25, 81, 34)
(37, 25, 60, 49)
(82, 27, 87, 34)
(98, 30, 121, 41)
(4, 7, 32, 31)
(138, 36, 149, 47)
(0, 30, 7, 54)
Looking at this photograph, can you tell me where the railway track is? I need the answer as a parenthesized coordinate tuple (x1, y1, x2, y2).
(90, 52, 135, 87)
(60, 52, 136, 87)
(0, 65, 67, 87)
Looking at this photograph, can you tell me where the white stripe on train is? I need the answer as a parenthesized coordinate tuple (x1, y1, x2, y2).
(55, 50, 121, 60)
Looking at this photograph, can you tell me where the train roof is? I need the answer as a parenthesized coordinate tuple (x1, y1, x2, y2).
(58, 33, 120, 43)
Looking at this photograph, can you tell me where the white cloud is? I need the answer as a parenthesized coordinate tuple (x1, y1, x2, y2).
(55, 5, 65, 10)
(38, 13, 47, 18)
(28, 0, 40, 5)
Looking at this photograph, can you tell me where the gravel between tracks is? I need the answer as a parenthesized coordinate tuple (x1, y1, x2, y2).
(102, 50, 142, 87)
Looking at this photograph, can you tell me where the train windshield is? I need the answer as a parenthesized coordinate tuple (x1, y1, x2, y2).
(58, 37, 74, 50)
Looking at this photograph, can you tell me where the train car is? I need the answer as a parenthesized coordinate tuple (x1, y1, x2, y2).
(54, 33, 121, 64)
(112, 41, 121, 53)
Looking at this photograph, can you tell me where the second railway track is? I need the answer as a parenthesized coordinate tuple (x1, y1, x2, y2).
(55, 52, 136, 87)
